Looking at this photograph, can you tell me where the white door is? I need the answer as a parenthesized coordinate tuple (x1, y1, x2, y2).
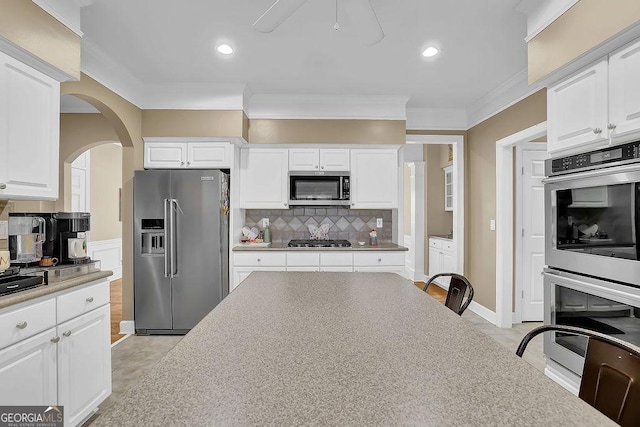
(319, 149, 350, 171)
(289, 149, 319, 171)
(350, 149, 398, 209)
(518, 146, 547, 321)
(0, 328, 57, 405)
(239, 149, 289, 209)
(144, 142, 186, 169)
(57, 305, 111, 427)
(187, 142, 232, 169)
(71, 151, 90, 212)
(609, 38, 640, 143)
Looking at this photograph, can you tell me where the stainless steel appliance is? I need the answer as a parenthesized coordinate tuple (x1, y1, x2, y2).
(289, 171, 350, 206)
(134, 170, 229, 334)
(544, 140, 640, 285)
(288, 239, 352, 248)
(544, 268, 640, 375)
(8, 214, 46, 266)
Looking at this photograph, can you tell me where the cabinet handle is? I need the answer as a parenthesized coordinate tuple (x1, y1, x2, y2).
(86, 296, 94, 303)
(16, 321, 27, 329)
(51, 336, 60, 343)
(284, 203, 288, 207)
(257, 258, 261, 262)
(593, 128, 602, 135)
(187, 161, 191, 166)
(0, 183, 6, 190)
(607, 123, 617, 130)
(378, 258, 382, 262)
(63, 330, 72, 337)
(351, 203, 355, 206)
(181, 161, 185, 166)
(321, 166, 325, 170)
(315, 165, 319, 169)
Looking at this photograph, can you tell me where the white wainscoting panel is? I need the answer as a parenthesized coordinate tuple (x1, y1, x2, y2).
(88, 238, 122, 280)
(403, 235, 415, 280)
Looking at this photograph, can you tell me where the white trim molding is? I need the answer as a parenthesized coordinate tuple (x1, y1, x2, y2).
(495, 122, 547, 328)
(32, 0, 84, 37)
(406, 108, 467, 130)
(88, 238, 122, 280)
(516, 0, 579, 43)
(405, 135, 465, 279)
(119, 320, 135, 335)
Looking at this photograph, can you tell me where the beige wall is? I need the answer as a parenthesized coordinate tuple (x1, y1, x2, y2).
(90, 144, 123, 242)
(249, 119, 407, 144)
(0, 0, 81, 79)
(528, 0, 640, 83)
(142, 110, 246, 137)
(466, 89, 547, 310)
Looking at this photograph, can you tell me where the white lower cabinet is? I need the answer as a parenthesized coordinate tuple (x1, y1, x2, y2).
(0, 328, 57, 405)
(0, 279, 111, 426)
(353, 252, 405, 275)
(58, 304, 111, 427)
(428, 238, 455, 287)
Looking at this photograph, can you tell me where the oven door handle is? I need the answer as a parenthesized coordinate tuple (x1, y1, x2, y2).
(543, 163, 640, 184)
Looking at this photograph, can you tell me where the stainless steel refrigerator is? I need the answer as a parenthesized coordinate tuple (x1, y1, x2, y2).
(134, 170, 229, 334)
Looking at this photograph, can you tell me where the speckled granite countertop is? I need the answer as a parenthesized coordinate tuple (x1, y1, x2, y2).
(233, 242, 408, 251)
(94, 272, 611, 426)
(0, 270, 113, 310)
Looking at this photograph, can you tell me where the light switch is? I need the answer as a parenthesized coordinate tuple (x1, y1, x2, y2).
(376, 218, 383, 228)
(490, 220, 496, 231)
(0, 221, 7, 239)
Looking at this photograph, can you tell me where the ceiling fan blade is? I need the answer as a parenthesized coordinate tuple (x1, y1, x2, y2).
(345, 0, 384, 46)
(253, 0, 310, 33)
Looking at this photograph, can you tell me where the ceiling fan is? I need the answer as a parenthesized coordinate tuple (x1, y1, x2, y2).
(253, 0, 384, 46)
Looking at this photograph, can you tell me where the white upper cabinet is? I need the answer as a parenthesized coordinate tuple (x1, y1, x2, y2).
(547, 59, 608, 156)
(444, 165, 453, 212)
(289, 148, 350, 171)
(350, 149, 398, 209)
(144, 139, 233, 169)
(608, 39, 640, 144)
(240, 149, 289, 209)
(0, 50, 60, 200)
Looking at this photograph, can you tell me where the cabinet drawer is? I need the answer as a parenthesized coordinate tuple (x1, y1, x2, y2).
(353, 252, 405, 266)
(429, 239, 442, 249)
(320, 252, 353, 266)
(287, 252, 320, 266)
(0, 299, 56, 349)
(234, 252, 286, 266)
(57, 280, 110, 324)
(442, 241, 454, 252)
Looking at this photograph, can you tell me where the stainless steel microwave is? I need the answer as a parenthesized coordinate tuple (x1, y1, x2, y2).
(289, 171, 350, 206)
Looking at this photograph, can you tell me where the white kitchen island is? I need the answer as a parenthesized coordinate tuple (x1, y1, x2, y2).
(93, 272, 612, 426)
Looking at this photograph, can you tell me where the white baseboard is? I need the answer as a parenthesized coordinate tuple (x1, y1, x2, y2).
(467, 301, 497, 325)
(545, 360, 580, 396)
(119, 320, 135, 335)
(88, 238, 122, 280)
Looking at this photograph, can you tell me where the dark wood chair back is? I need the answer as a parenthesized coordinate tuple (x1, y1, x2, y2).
(423, 273, 474, 315)
(517, 325, 640, 427)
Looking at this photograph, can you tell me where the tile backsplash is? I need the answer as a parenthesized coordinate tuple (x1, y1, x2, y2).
(244, 208, 393, 243)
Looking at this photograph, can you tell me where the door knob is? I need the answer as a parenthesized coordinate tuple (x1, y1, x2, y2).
(181, 161, 185, 166)
(187, 161, 191, 166)
(321, 166, 325, 170)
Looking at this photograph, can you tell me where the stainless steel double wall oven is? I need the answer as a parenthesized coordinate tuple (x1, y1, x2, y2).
(544, 140, 640, 375)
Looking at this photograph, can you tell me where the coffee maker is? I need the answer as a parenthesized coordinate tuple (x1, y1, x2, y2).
(55, 212, 92, 265)
(8, 214, 47, 266)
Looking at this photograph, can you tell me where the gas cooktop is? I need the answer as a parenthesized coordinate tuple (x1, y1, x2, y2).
(288, 239, 352, 248)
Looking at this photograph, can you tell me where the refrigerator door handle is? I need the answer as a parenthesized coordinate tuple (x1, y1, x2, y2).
(171, 198, 179, 277)
(163, 198, 170, 278)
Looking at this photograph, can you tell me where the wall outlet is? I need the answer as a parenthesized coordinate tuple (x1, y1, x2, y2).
(0, 221, 7, 239)
(262, 218, 269, 228)
(376, 218, 383, 228)
(490, 219, 496, 231)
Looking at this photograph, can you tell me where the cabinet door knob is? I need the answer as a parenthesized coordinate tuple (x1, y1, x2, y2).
(181, 161, 185, 166)
(315, 165, 319, 169)
(607, 123, 617, 130)
(63, 330, 72, 337)
(593, 128, 602, 135)
(16, 321, 27, 329)
(51, 336, 60, 343)
(86, 296, 94, 303)
(378, 258, 382, 262)
(0, 183, 6, 190)
(284, 203, 288, 207)
(257, 258, 261, 262)
(321, 166, 325, 170)
(187, 161, 191, 166)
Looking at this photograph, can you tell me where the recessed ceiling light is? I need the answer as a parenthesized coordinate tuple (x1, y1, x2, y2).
(422, 46, 439, 58)
(216, 44, 234, 55)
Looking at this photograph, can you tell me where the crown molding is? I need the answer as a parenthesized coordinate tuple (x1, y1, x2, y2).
(405, 108, 467, 130)
(32, 0, 84, 37)
(0, 36, 75, 82)
(246, 94, 408, 120)
(516, 0, 579, 43)
(465, 67, 544, 129)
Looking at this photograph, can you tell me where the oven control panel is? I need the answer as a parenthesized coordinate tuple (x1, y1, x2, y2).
(547, 140, 640, 176)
